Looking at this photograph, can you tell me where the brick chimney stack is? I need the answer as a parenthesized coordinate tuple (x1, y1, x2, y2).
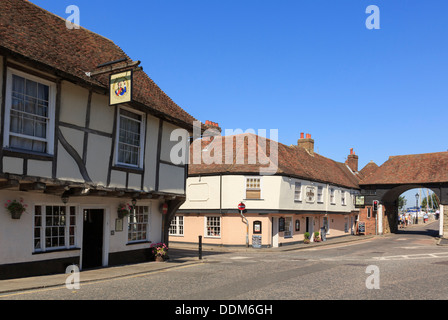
(203, 120, 222, 137)
(297, 132, 314, 155)
(346, 148, 359, 172)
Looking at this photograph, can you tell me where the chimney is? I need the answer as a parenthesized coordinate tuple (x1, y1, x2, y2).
(203, 120, 222, 137)
(297, 132, 314, 155)
(346, 148, 359, 172)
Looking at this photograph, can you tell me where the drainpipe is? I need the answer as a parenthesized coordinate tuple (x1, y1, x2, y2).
(220, 174, 222, 214)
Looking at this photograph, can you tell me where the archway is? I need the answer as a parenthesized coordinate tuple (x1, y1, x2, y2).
(359, 151, 448, 237)
(381, 185, 441, 235)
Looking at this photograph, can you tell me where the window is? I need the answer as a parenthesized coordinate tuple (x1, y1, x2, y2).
(4, 69, 56, 154)
(246, 177, 261, 199)
(330, 188, 335, 204)
(169, 215, 184, 236)
(317, 186, 323, 203)
(206, 216, 221, 237)
(341, 191, 346, 206)
(128, 206, 149, 242)
(367, 207, 372, 218)
(284, 217, 292, 237)
(294, 182, 302, 201)
(34, 205, 76, 252)
(116, 107, 145, 168)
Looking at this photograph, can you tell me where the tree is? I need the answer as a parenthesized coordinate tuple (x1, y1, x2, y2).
(398, 196, 407, 212)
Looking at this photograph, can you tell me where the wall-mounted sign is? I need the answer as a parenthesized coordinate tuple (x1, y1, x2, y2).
(253, 220, 262, 234)
(306, 186, 315, 202)
(355, 195, 365, 208)
(110, 70, 133, 105)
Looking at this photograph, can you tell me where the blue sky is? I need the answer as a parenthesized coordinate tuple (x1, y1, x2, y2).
(30, 0, 447, 206)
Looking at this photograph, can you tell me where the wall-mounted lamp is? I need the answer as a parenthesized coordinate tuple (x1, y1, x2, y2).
(61, 193, 69, 205)
(131, 198, 137, 208)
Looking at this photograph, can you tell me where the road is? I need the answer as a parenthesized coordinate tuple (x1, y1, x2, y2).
(1, 221, 447, 301)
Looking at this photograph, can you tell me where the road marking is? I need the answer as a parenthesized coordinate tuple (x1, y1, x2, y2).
(373, 252, 448, 261)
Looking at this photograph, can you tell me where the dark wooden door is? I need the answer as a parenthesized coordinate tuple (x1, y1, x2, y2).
(82, 209, 104, 269)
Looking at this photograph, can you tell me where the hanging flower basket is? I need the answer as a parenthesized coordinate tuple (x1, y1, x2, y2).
(4, 198, 28, 220)
(117, 203, 132, 219)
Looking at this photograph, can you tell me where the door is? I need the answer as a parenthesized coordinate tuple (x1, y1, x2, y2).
(82, 209, 104, 269)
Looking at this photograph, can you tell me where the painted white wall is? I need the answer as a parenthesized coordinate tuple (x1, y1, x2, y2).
(181, 174, 357, 214)
(0, 190, 164, 265)
(1, 60, 187, 194)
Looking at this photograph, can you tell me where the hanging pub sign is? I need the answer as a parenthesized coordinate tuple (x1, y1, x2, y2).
(110, 70, 133, 106)
(355, 195, 365, 208)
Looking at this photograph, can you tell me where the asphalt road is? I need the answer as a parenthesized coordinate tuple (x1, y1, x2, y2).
(1, 221, 447, 301)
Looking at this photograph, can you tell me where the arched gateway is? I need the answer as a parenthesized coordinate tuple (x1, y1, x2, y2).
(359, 152, 448, 236)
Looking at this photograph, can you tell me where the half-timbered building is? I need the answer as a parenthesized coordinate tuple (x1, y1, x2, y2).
(0, 0, 195, 279)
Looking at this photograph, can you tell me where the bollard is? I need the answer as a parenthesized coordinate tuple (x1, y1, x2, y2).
(198, 235, 202, 260)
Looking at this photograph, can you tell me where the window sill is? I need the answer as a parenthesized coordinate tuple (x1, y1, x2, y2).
(243, 198, 264, 201)
(32, 247, 80, 255)
(3, 148, 54, 161)
(126, 240, 151, 246)
(112, 165, 144, 174)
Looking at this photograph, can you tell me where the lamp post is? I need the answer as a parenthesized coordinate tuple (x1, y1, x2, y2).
(415, 193, 419, 224)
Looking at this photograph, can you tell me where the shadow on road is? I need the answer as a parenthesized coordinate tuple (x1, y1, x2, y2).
(396, 221, 439, 237)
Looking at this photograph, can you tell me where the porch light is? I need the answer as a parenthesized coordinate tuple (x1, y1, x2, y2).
(61, 193, 69, 204)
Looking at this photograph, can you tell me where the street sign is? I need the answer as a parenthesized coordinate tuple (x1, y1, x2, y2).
(238, 202, 246, 211)
(162, 203, 168, 214)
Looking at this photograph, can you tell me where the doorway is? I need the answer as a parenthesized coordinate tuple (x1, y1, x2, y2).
(306, 217, 314, 240)
(82, 209, 104, 269)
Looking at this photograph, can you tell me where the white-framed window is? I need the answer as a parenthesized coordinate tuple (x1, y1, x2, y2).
(205, 216, 221, 237)
(317, 186, 324, 203)
(4, 68, 56, 154)
(341, 191, 346, 206)
(330, 188, 335, 204)
(116, 106, 145, 168)
(294, 182, 302, 201)
(169, 215, 184, 236)
(246, 177, 261, 199)
(128, 206, 150, 242)
(34, 205, 77, 252)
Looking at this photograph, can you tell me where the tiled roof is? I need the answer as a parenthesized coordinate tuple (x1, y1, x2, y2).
(360, 152, 448, 185)
(189, 133, 360, 189)
(0, 0, 197, 128)
(358, 161, 379, 182)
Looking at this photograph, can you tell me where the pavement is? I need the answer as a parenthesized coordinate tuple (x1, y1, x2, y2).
(1, 226, 445, 295)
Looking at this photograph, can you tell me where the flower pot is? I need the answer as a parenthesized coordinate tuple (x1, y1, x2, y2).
(117, 211, 128, 219)
(10, 210, 22, 219)
(155, 256, 165, 262)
